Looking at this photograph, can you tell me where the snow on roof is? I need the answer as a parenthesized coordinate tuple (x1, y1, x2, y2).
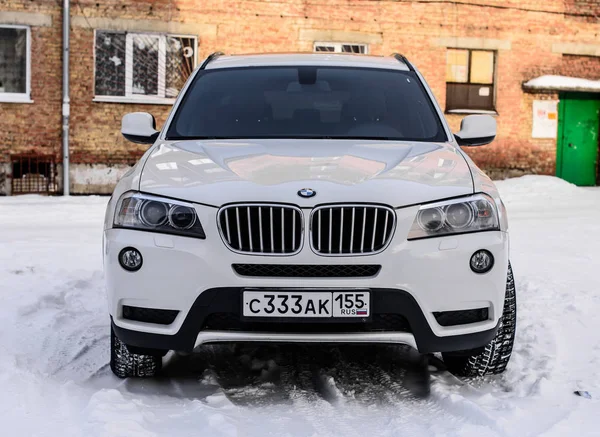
(523, 75, 600, 93)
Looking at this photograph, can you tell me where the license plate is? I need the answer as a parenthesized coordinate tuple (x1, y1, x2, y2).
(242, 291, 370, 318)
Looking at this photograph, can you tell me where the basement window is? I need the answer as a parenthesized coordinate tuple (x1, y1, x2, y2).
(94, 30, 197, 104)
(11, 155, 58, 195)
(0, 25, 31, 103)
(445, 49, 496, 113)
(314, 42, 368, 54)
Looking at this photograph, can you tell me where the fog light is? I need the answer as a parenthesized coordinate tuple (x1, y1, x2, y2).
(119, 247, 143, 272)
(470, 249, 494, 274)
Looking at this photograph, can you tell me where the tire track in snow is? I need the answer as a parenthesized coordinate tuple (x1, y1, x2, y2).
(201, 344, 296, 407)
(206, 344, 460, 436)
(10, 272, 109, 381)
(277, 346, 361, 437)
(309, 348, 446, 436)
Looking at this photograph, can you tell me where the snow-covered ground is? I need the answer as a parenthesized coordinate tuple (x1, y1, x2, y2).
(1, 175, 599, 436)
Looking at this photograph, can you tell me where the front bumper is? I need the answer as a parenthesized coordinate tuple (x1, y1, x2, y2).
(111, 287, 500, 354)
(104, 204, 509, 353)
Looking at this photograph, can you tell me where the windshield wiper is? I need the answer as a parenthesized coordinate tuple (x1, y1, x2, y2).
(166, 136, 230, 140)
(165, 135, 403, 141)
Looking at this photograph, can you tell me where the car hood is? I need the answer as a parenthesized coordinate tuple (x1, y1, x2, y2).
(139, 139, 474, 207)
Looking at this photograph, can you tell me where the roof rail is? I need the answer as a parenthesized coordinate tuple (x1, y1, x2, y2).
(200, 51, 225, 70)
(391, 53, 415, 71)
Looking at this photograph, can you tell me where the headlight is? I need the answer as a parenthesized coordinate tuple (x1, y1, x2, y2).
(114, 192, 206, 239)
(408, 194, 499, 240)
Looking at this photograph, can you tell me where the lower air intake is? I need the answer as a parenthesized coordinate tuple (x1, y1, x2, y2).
(433, 308, 489, 326)
(232, 264, 381, 278)
(122, 306, 179, 325)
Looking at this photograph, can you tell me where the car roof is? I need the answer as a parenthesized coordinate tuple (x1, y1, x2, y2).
(205, 53, 411, 71)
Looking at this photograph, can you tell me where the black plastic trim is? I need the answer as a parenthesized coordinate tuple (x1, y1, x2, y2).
(204, 312, 416, 332)
(433, 307, 489, 326)
(199, 51, 225, 70)
(391, 53, 415, 71)
(122, 132, 159, 145)
(123, 305, 179, 325)
(232, 264, 381, 278)
(111, 287, 500, 354)
(113, 225, 206, 239)
(406, 228, 500, 242)
(455, 134, 496, 147)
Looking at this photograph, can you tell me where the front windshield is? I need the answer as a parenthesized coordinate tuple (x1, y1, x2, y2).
(167, 66, 447, 142)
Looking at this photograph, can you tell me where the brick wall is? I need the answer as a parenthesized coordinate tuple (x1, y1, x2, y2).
(565, 0, 600, 22)
(561, 55, 600, 80)
(1, 0, 600, 193)
(0, 3, 62, 185)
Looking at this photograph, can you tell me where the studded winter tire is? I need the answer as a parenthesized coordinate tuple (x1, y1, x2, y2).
(110, 325, 162, 378)
(443, 262, 517, 377)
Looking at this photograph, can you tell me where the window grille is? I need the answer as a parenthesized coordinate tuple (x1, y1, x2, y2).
(11, 155, 58, 194)
(94, 31, 197, 101)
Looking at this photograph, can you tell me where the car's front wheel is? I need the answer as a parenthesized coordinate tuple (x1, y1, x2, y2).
(442, 262, 516, 377)
(110, 325, 162, 378)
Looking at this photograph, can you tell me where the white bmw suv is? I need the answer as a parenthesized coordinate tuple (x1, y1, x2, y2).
(104, 52, 516, 379)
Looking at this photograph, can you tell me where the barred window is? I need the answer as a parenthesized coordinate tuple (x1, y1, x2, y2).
(94, 30, 197, 101)
(0, 25, 30, 103)
(314, 42, 368, 54)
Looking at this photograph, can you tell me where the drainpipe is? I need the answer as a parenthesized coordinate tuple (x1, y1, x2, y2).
(62, 0, 70, 195)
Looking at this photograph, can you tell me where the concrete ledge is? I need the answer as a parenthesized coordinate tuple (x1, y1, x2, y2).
(299, 29, 383, 45)
(69, 163, 132, 194)
(0, 163, 10, 196)
(552, 42, 600, 57)
(0, 11, 52, 27)
(71, 16, 217, 37)
(433, 37, 511, 51)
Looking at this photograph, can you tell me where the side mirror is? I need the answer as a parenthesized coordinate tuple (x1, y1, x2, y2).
(121, 112, 160, 144)
(454, 115, 496, 147)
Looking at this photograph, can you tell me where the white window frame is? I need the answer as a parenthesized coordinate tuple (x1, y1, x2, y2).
(313, 42, 369, 54)
(93, 30, 197, 105)
(0, 24, 32, 103)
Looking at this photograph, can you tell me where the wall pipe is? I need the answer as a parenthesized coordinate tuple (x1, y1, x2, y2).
(62, 0, 70, 195)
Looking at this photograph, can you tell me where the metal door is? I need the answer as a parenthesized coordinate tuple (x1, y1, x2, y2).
(557, 93, 600, 186)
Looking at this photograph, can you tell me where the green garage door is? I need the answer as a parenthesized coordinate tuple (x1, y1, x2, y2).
(557, 93, 600, 186)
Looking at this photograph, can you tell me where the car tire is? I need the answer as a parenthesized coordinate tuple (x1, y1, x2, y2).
(442, 262, 516, 377)
(110, 325, 162, 378)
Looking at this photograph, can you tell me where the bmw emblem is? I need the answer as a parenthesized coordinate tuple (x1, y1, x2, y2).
(298, 188, 316, 198)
